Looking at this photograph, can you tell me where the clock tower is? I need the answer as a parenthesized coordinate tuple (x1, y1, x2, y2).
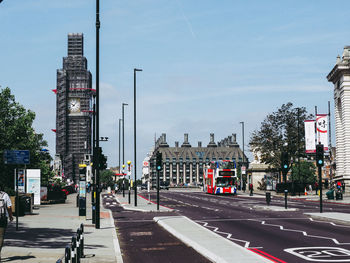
(55, 33, 94, 183)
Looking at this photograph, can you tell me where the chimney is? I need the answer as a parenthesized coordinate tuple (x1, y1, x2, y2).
(207, 133, 217, 147)
(181, 133, 191, 147)
(198, 141, 202, 147)
(175, 141, 179, 148)
(159, 133, 169, 147)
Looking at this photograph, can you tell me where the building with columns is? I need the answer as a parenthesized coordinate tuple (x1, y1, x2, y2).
(327, 45, 350, 185)
(147, 133, 247, 187)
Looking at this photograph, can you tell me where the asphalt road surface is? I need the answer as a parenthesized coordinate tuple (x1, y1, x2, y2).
(143, 190, 350, 263)
(102, 194, 211, 263)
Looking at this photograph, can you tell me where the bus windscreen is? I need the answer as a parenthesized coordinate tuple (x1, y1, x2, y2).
(219, 171, 235, 176)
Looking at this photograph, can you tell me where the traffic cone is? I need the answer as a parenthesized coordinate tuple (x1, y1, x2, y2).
(304, 187, 307, 196)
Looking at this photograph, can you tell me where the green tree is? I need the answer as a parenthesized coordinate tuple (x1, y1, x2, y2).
(0, 87, 51, 189)
(249, 102, 313, 171)
(100, 169, 115, 187)
(291, 160, 316, 185)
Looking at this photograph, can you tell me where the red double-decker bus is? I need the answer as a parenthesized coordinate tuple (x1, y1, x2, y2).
(203, 160, 237, 195)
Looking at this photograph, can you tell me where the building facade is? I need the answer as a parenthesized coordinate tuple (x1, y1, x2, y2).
(327, 46, 350, 185)
(148, 133, 248, 187)
(55, 33, 94, 183)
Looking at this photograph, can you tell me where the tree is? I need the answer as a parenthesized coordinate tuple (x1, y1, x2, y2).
(291, 160, 316, 185)
(100, 169, 115, 187)
(249, 103, 313, 171)
(0, 87, 50, 189)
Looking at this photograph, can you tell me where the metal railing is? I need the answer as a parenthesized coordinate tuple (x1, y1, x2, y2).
(56, 223, 85, 263)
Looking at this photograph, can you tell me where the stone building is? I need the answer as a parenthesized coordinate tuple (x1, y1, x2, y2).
(327, 46, 350, 186)
(148, 133, 247, 187)
(54, 33, 94, 183)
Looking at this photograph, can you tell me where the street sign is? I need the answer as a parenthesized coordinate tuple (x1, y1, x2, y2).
(3, 150, 30, 164)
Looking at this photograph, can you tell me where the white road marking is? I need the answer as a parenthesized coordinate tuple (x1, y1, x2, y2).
(254, 219, 350, 245)
(196, 220, 261, 249)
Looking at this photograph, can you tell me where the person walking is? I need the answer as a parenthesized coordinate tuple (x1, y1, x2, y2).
(0, 187, 13, 260)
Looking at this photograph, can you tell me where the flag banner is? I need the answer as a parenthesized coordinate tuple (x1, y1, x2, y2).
(304, 120, 316, 153)
(316, 114, 329, 151)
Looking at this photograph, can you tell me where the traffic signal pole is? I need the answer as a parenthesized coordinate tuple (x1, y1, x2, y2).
(316, 143, 324, 213)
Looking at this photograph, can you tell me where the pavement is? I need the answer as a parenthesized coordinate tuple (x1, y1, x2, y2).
(2, 188, 350, 263)
(2, 192, 121, 263)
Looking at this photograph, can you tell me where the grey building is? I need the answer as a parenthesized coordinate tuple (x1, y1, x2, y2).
(55, 33, 94, 183)
(149, 133, 248, 187)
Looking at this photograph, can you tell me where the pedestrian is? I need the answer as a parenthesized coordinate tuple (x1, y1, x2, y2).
(249, 183, 253, 196)
(0, 186, 14, 260)
(242, 182, 246, 192)
(337, 181, 341, 192)
(342, 182, 345, 193)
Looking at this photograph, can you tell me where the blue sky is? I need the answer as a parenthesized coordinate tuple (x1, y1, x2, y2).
(0, 0, 346, 176)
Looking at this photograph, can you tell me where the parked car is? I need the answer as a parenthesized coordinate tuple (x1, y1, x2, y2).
(141, 184, 147, 190)
(160, 181, 169, 190)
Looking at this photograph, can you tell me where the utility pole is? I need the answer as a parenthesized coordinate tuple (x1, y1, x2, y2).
(134, 68, 142, 206)
(95, 0, 101, 229)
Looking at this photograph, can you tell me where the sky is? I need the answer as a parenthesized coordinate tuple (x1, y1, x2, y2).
(0, 0, 347, 178)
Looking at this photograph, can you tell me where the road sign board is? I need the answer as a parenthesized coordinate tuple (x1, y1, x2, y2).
(3, 150, 30, 165)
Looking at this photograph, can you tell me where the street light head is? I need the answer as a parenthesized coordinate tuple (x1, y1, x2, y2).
(134, 68, 143, 72)
(122, 164, 125, 168)
(127, 160, 131, 165)
(122, 103, 128, 106)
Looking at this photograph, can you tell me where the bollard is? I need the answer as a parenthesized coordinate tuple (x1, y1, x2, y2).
(71, 236, 77, 263)
(65, 245, 71, 263)
(284, 189, 288, 209)
(265, 192, 271, 206)
(76, 230, 80, 263)
(80, 224, 84, 258)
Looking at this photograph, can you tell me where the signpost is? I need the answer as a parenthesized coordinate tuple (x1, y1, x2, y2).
(3, 150, 30, 231)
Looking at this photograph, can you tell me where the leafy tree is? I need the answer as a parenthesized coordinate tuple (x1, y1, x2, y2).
(249, 103, 313, 171)
(291, 160, 316, 185)
(100, 169, 115, 187)
(0, 87, 51, 189)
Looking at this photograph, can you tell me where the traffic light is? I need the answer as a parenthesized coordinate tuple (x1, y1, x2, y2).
(156, 152, 162, 171)
(100, 154, 107, 170)
(316, 143, 324, 167)
(281, 152, 289, 175)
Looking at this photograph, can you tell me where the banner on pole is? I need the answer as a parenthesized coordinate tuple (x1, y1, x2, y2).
(316, 114, 329, 151)
(304, 120, 316, 153)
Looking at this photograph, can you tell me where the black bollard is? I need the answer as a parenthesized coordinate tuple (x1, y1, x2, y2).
(76, 230, 80, 263)
(80, 224, 84, 258)
(266, 192, 271, 206)
(64, 245, 71, 263)
(71, 236, 77, 263)
(284, 189, 288, 209)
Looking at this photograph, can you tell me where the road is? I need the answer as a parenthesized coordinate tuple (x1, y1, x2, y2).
(105, 190, 350, 262)
(144, 190, 350, 263)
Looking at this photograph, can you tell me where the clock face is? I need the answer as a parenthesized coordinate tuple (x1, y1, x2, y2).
(68, 98, 81, 113)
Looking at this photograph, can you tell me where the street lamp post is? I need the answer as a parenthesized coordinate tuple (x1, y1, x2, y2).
(95, 0, 101, 229)
(122, 103, 128, 197)
(127, 160, 131, 204)
(134, 68, 142, 206)
(118, 118, 121, 183)
(240, 121, 245, 190)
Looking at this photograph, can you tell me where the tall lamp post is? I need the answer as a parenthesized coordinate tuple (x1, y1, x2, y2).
(122, 103, 128, 197)
(95, 0, 101, 229)
(134, 68, 142, 206)
(118, 118, 121, 183)
(240, 121, 245, 190)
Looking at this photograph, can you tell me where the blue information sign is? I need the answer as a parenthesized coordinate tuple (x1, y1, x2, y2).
(3, 150, 30, 165)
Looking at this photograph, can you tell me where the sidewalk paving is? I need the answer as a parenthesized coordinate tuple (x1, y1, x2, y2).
(2, 192, 120, 263)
